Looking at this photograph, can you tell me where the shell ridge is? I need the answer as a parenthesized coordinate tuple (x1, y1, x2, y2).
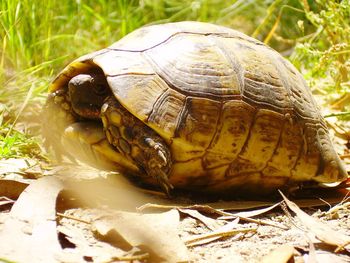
(226, 108, 258, 177)
(205, 101, 224, 151)
(143, 50, 243, 100)
(209, 35, 245, 95)
(261, 119, 285, 176)
(108, 31, 264, 53)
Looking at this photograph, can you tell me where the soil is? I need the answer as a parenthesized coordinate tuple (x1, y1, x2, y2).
(55, 199, 350, 262)
(0, 160, 349, 263)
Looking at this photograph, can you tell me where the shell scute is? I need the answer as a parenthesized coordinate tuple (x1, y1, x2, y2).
(48, 21, 348, 194)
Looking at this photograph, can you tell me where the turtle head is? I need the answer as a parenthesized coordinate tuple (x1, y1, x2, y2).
(68, 73, 110, 120)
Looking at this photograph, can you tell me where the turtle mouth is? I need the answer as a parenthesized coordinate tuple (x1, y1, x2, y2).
(71, 103, 102, 120)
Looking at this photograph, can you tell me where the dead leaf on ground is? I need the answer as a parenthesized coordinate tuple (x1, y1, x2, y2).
(138, 189, 350, 215)
(219, 202, 281, 219)
(261, 244, 295, 263)
(312, 252, 350, 263)
(0, 196, 15, 207)
(280, 191, 350, 252)
(0, 179, 29, 200)
(0, 158, 44, 180)
(57, 219, 134, 263)
(0, 176, 64, 262)
(307, 236, 318, 263)
(92, 209, 189, 263)
(140, 203, 287, 230)
(178, 208, 223, 231)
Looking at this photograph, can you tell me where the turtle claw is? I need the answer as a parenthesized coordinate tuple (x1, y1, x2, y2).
(157, 149, 167, 166)
(151, 168, 174, 197)
(101, 96, 174, 196)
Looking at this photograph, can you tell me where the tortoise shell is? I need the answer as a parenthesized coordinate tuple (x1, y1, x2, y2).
(48, 21, 347, 194)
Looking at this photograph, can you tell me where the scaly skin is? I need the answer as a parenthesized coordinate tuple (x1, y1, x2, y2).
(67, 73, 174, 195)
(100, 96, 173, 195)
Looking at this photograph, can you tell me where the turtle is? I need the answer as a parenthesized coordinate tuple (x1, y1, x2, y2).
(44, 21, 348, 196)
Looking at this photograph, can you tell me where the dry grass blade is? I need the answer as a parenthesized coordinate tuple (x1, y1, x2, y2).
(137, 200, 277, 212)
(107, 253, 150, 262)
(184, 218, 240, 247)
(218, 203, 288, 230)
(280, 191, 350, 252)
(139, 203, 287, 229)
(218, 202, 281, 222)
(235, 215, 288, 230)
(137, 203, 228, 215)
(138, 202, 277, 216)
(184, 227, 257, 247)
(233, 202, 281, 217)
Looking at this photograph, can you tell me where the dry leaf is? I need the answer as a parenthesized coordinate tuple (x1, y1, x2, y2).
(218, 202, 280, 220)
(261, 244, 295, 263)
(0, 176, 64, 262)
(0, 158, 40, 180)
(280, 191, 350, 252)
(0, 196, 15, 207)
(138, 201, 277, 213)
(179, 203, 287, 230)
(178, 208, 222, 231)
(92, 209, 189, 262)
(312, 253, 349, 263)
(140, 203, 287, 230)
(58, 223, 130, 262)
(307, 236, 318, 263)
(0, 179, 29, 199)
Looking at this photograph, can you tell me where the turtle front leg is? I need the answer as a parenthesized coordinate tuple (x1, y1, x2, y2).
(101, 96, 174, 195)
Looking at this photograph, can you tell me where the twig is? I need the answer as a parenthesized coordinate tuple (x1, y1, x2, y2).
(106, 253, 150, 262)
(56, 212, 91, 224)
(340, 154, 350, 160)
(236, 215, 288, 230)
(184, 228, 257, 246)
(335, 240, 350, 253)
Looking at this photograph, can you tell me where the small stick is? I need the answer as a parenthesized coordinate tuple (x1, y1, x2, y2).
(106, 253, 149, 262)
(56, 212, 91, 224)
(236, 216, 288, 230)
(185, 228, 257, 246)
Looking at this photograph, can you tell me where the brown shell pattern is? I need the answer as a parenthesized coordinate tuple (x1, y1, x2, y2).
(50, 22, 347, 193)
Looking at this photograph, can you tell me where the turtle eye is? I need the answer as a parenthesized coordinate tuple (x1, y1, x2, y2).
(93, 84, 108, 96)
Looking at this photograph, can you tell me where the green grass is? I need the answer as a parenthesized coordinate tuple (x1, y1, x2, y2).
(0, 0, 268, 105)
(0, 125, 42, 159)
(291, 0, 350, 93)
(0, 0, 349, 159)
